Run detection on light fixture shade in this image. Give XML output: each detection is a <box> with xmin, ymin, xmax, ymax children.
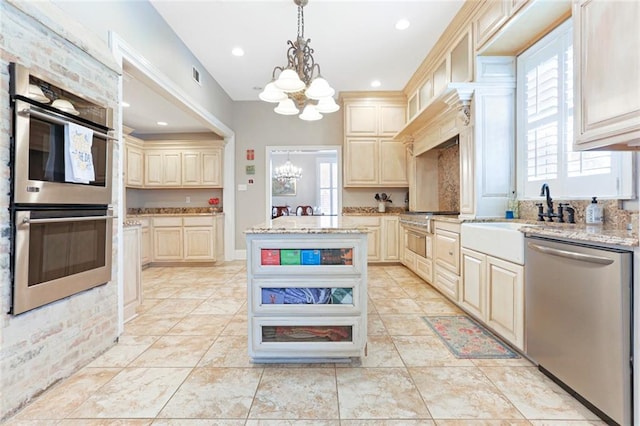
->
<box><xmin>315</xmin><ymin>96</ymin><xmax>340</xmax><ymax>113</ymax></box>
<box><xmin>274</xmin><ymin>69</ymin><xmax>306</xmax><ymax>93</ymax></box>
<box><xmin>274</xmin><ymin>99</ymin><xmax>299</xmax><ymax>115</ymax></box>
<box><xmin>274</xmin><ymin>159</ymin><xmax>302</xmax><ymax>181</ymax></box>
<box><xmin>259</xmin><ymin>82</ymin><xmax>287</xmax><ymax>103</ymax></box>
<box><xmin>305</xmin><ymin>77</ymin><xmax>335</xmax><ymax>100</ymax></box>
<box><xmin>299</xmin><ymin>104</ymin><xmax>323</xmax><ymax>121</ymax></box>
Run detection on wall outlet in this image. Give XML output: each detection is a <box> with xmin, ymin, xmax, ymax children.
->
<box><xmin>186</xmin><ymin>196</ymin><xmax>191</xmax><ymax>203</ymax></box>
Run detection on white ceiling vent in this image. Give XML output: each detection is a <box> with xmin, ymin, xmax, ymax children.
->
<box><xmin>192</xmin><ymin>66</ymin><xmax>201</xmax><ymax>85</ymax></box>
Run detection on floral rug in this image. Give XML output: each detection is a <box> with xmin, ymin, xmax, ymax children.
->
<box><xmin>423</xmin><ymin>315</ymin><xmax>519</xmax><ymax>359</ymax></box>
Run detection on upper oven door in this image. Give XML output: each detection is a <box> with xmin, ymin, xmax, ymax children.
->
<box><xmin>12</xmin><ymin>99</ymin><xmax>112</xmax><ymax>205</ymax></box>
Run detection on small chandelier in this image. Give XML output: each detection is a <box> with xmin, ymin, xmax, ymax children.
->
<box><xmin>259</xmin><ymin>0</ymin><xmax>340</xmax><ymax>121</ymax></box>
<box><xmin>274</xmin><ymin>154</ymin><xmax>303</xmax><ymax>181</ymax></box>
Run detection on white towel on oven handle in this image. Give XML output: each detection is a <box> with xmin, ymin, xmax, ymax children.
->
<box><xmin>64</xmin><ymin>122</ymin><xmax>95</xmax><ymax>183</ymax></box>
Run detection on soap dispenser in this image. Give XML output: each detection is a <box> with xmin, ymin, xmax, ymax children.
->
<box><xmin>586</xmin><ymin>197</ymin><xmax>604</xmax><ymax>225</ymax></box>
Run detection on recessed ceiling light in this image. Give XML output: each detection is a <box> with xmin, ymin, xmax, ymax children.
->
<box><xmin>371</xmin><ymin>80</ymin><xmax>382</xmax><ymax>88</ymax></box>
<box><xmin>232</xmin><ymin>47</ymin><xmax>245</xmax><ymax>57</ymax></box>
<box><xmin>121</xmin><ymin>101</ymin><xmax>130</xmax><ymax>108</ymax></box>
<box><xmin>395</xmin><ymin>19</ymin><xmax>410</xmax><ymax>31</ymax></box>
<box><xmin>157</xmin><ymin>121</ymin><xmax>168</xmax><ymax>126</ymax></box>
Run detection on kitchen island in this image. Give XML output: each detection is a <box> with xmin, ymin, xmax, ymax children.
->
<box><xmin>245</xmin><ymin>216</ymin><xmax>369</xmax><ymax>362</ymax></box>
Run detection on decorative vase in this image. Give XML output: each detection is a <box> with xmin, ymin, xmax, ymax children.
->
<box><xmin>378</xmin><ymin>202</ymin><xmax>386</xmax><ymax>213</ymax></box>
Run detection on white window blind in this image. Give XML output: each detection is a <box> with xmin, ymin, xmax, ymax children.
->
<box><xmin>517</xmin><ymin>19</ymin><xmax>632</xmax><ymax>199</ymax></box>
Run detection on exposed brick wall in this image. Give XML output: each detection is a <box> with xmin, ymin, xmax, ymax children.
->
<box><xmin>0</xmin><ymin>2</ymin><xmax>120</xmax><ymax>420</ymax></box>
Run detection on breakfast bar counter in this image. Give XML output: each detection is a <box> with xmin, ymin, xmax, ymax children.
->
<box><xmin>244</xmin><ymin>216</ymin><xmax>369</xmax><ymax>362</ymax></box>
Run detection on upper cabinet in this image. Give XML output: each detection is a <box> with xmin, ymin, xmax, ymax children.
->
<box><xmin>341</xmin><ymin>93</ymin><xmax>408</xmax><ymax>187</ymax></box>
<box><xmin>573</xmin><ymin>0</ymin><xmax>640</xmax><ymax>150</ymax></box>
<box><xmin>344</xmin><ymin>99</ymin><xmax>405</xmax><ymax>137</ymax></box>
<box><xmin>474</xmin><ymin>0</ymin><xmax>511</xmax><ymax>51</ymax></box>
<box><xmin>124</xmin><ymin>139</ymin><xmax>224</xmax><ymax>189</ymax></box>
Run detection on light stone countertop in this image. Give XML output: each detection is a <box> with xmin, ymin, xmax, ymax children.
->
<box><xmin>522</xmin><ymin>224</ymin><xmax>638</xmax><ymax>248</ymax></box>
<box><xmin>245</xmin><ymin>215</ymin><xmax>369</xmax><ymax>235</ymax></box>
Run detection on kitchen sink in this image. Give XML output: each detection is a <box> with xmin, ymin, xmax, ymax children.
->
<box><xmin>461</xmin><ymin>222</ymin><xmax>537</xmax><ymax>264</ymax></box>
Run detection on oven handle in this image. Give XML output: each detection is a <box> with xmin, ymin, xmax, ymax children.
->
<box><xmin>527</xmin><ymin>242</ymin><xmax>614</xmax><ymax>265</ymax></box>
<box><xmin>23</xmin><ymin>215</ymin><xmax>114</xmax><ymax>225</ymax></box>
<box><xmin>19</xmin><ymin>107</ymin><xmax>117</xmax><ymax>141</ymax></box>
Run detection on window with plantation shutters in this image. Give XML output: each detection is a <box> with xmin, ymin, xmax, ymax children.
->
<box><xmin>517</xmin><ymin>19</ymin><xmax>632</xmax><ymax>199</ymax></box>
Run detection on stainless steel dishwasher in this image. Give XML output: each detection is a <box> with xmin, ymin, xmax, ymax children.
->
<box><xmin>525</xmin><ymin>236</ymin><xmax>632</xmax><ymax>426</ymax></box>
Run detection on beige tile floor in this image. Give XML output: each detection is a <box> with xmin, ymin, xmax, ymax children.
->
<box><xmin>6</xmin><ymin>262</ymin><xmax>606</xmax><ymax>425</ymax></box>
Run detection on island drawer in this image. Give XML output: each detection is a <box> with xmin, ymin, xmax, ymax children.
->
<box><xmin>249</xmin><ymin>316</ymin><xmax>365</xmax><ymax>360</ymax></box>
<box><xmin>249</xmin><ymin>238</ymin><xmax>364</xmax><ymax>275</ymax></box>
<box><xmin>250</xmin><ymin>278</ymin><xmax>363</xmax><ymax>315</ymax></box>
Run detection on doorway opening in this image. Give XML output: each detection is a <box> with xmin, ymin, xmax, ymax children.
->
<box><xmin>265</xmin><ymin>146</ymin><xmax>342</xmax><ymax>222</ymax></box>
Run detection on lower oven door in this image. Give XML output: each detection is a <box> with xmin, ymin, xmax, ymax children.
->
<box><xmin>12</xmin><ymin>208</ymin><xmax>113</xmax><ymax>315</ymax></box>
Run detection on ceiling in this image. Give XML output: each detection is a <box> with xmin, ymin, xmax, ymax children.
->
<box><xmin>123</xmin><ymin>0</ymin><xmax>464</xmax><ymax>136</ymax></box>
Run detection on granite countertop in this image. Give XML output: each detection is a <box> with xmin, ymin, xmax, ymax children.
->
<box><xmin>245</xmin><ymin>216</ymin><xmax>370</xmax><ymax>235</ymax></box>
<box><xmin>521</xmin><ymin>223</ymin><xmax>638</xmax><ymax>248</ymax></box>
<box><xmin>123</xmin><ymin>219</ymin><xmax>142</xmax><ymax>228</ymax></box>
<box><xmin>128</xmin><ymin>208</ymin><xmax>223</xmax><ymax>216</ymax></box>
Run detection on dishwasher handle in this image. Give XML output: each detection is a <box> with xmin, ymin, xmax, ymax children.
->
<box><xmin>527</xmin><ymin>242</ymin><xmax>614</xmax><ymax>265</ymax></box>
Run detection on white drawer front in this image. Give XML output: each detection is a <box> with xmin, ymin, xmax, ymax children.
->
<box><xmin>152</xmin><ymin>216</ymin><xmax>182</xmax><ymax>227</ymax></box>
<box><xmin>183</xmin><ymin>215</ymin><xmax>214</xmax><ymax>227</ymax></box>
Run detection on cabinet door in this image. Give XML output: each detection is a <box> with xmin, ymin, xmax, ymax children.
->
<box><xmin>123</xmin><ymin>227</ymin><xmax>142</xmax><ymax>322</ymax></box>
<box><xmin>141</xmin><ymin>226</ymin><xmax>151</xmax><ymax>265</ymax></box>
<box><xmin>366</xmin><ymin>225</ymin><xmax>381</xmax><ymax>262</ymax></box>
<box><xmin>202</xmin><ymin>149</ymin><xmax>223</xmax><ymax>187</ymax></box>
<box><xmin>574</xmin><ymin>0</ymin><xmax>640</xmax><ymax>149</ymax></box>
<box><xmin>475</xmin><ymin>0</ymin><xmax>510</xmax><ymax>50</ymax></box>
<box><xmin>162</xmin><ymin>152</ymin><xmax>182</xmax><ymax>186</ymax></box>
<box><xmin>379</xmin><ymin>105</ymin><xmax>406</xmax><ymax>135</ymax></box>
<box><xmin>144</xmin><ymin>151</ymin><xmax>163</xmax><ymax>186</ymax></box>
<box><xmin>344</xmin><ymin>138</ymin><xmax>379</xmax><ymax>186</ymax></box>
<box><xmin>486</xmin><ymin>256</ymin><xmax>524</xmax><ymax>349</ymax></box>
<box><xmin>379</xmin><ymin>140</ymin><xmax>408</xmax><ymax>186</ymax></box>
<box><xmin>345</xmin><ymin>104</ymin><xmax>377</xmax><ymax>136</ymax></box>
<box><xmin>450</xmin><ymin>30</ymin><xmax>472</xmax><ymax>83</ymax></box>
<box><xmin>184</xmin><ymin>227</ymin><xmax>214</xmax><ymax>260</ymax></box>
<box><xmin>382</xmin><ymin>216</ymin><xmax>399</xmax><ymax>261</ymax></box>
<box><xmin>416</xmin><ymin>256</ymin><xmax>433</xmax><ymax>284</ymax></box>
<box><xmin>182</xmin><ymin>152</ymin><xmax>201</xmax><ymax>186</ymax></box>
<box><xmin>153</xmin><ymin>227</ymin><xmax>183</xmax><ymax>261</ymax></box>
<box><xmin>125</xmin><ymin>145</ymin><xmax>144</xmax><ymax>187</ymax></box>
<box><xmin>460</xmin><ymin>248</ymin><xmax>485</xmax><ymax>319</ymax></box>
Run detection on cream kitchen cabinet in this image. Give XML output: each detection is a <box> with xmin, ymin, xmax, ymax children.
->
<box><xmin>139</xmin><ymin>218</ymin><xmax>151</xmax><ymax>266</ymax></box>
<box><xmin>125</xmin><ymin>144</ymin><xmax>144</xmax><ymax>188</ymax></box>
<box><xmin>144</xmin><ymin>150</ymin><xmax>182</xmax><ymax>187</ymax></box>
<box><xmin>123</xmin><ymin>225</ymin><xmax>142</xmax><ymax>322</ymax></box>
<box><xmin>182</xmin><ymin>148</ymin><xmax>223</xmax><ymax>187</ymax></box>
<box><xmin>346</xmin><ymin>215</ymin><xmax>401</xmax><ymax>263</ymax></box>
<box><xmin>152</xmin><ymin>217</ymin><xmax>183</xmax><ymax>261</ymax></box>
<box><xmin>344</xmin><ymin>138</ymin><xmax>408</xmax><ymax>187</ymax></box>
<box><xmin>434</xmin><ymin>221</ymin><xmax>460</xmax><ymax>301</ymax></box>
<box><xmin>460</xmin><ymin>247</ymin><xmax>524</xmax><ymax>350</ymax></box>
<box><xmin>183</xmin><ymin>216</ymin><xmax>215</xmax><ymax>260</ymax></box>
<box><xmin>151</xmin><ymin>215</ymin><xmax>223</xmax><ymax>263</ymax></box>
<box><xmin>573</xmin><ymin>0</ymin><xmax>640</xmax><ymax>150</ymax></box>
<box><xmin>474</xmin><ymin>0</ymin><xmax>511</xmax><ymax>51</ymax></box>
<box><xmin>344</xmin><ymin>99</ymin><xmax>406</xmax><ymax>137</ymax></box>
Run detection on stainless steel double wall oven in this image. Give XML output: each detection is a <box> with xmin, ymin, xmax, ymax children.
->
<box><xmin>9</xmin><ymin>63</ymin><xmax>114</xmax><ymax>315</ymax></box>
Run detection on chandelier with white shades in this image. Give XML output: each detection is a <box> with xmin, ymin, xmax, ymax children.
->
<box><xmin>259</xmin><ymin>0</ymin><xmax>339</xmax><ymax>121</ymax></box>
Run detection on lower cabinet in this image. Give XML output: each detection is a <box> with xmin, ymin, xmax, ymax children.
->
<box><xmin>140</xmin><ymin>218</ymin><xmax>151</xmax><ymax>266</ymax></box>
<box><xmin>150</xmin><ymin>214</ymin><xmax>224</xmax><ymax>263</ymax></box>
<box><xmin>434</xmin><ymin>221</ymin><xmax>461</xmax><ymax>301</ymax></box>
<box><xmin>123</xmin><ymin>226</ymin><xmax>142</xmax><ymax>322</ymax></box>
<box><xmin>347</xmin><ymin>215</ymin><xmax>400</xmax><ymax>263</ymax></box>
<box><xmin>461</xmin><ymin>247</ymin><xmax>524</xmax><ymax>350</ymax></box>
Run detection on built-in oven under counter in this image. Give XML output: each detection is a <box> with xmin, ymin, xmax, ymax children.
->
<box><xmin>399</xmin><ymin>217</ymin><xmax>434</xmax><ymax>283</ymax></box>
